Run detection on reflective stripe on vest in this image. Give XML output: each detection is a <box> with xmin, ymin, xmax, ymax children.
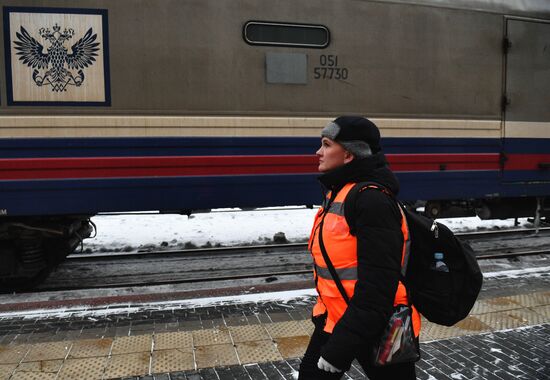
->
<box><xmin>327</xmin><ymin>202</ymin><xmax>345</xmax><ymax>216</ymax></box>
<box><xmin>309</xmin><ymin>182</ymin><xmax>421</xmax><ymax>336</ymax></box>
<box><xmin>315</xmin><ymin>264</ymin><xmax>357</xmax><ymax>281</ymax></box>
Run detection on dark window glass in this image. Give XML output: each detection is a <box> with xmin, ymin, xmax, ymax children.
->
<box><xmin>244</xmin><ymin>21</ymin><xmax>329</xmax><ymax>48</ymax></box>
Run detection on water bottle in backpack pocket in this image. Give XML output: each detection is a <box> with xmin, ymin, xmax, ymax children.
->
<box><xmin>431</xmin><ymin>252</ymin><xmax>449</xmax><ymax>272</ymax></box>
<box><xmin>423</xmin><ymin>250</ymin><xmax>452</xmax><ymax>310</ymax></box>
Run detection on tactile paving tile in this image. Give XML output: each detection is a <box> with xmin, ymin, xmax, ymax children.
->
<box><xmin>453</xmin><ymin>316</ymin><xmax>493</xmax><ymax>332</ymax></box>
<box><xmin>57</xmin><ymin>356</ymin><xmax>108</xmax><ymax>380</ymax></box>
<box><xmin>0</xmin><ymin>345</ymin><xmax>29</xmax><ymax>364</ymax></box>
<box><xmin>264</xmin><ymin>321</ymin><xmax>308</xmax><ymax>338</ymax></box>
<box><xmin>23</xmin><ymin>341</ymin><xmax>72</xmax><ymax>362</ymax></box>
<box><xmin>468</xmin><ymin>300</ymin><xmax>497</xmax><ymax>315</ymax></box>
<box><xmin>476</xmin><ymin>310</ymin><xmax>528</xmax><ymax>330</ymax></box>
<box><xmin>194</xmin><ymin>344</ymin><xmax>239</xmax><ymax>368</ymax></box>
<box><xmin>235</xmin><ymin>340</ymin><xmax>283</xmax><ymax>364</ymax></box>
<box><xmin>274</xmin><ymin>336</ymin><xmax>310</xmax><ymax>358</ymax></box>
<box><xmin>506</xmin><ymin>293</ymin><xmax>547</xmax><ymax>308</ymax></box>
<box><xmin>419</xmin><ymin>322</ymin><xmax>477</xmax><ymax>342</ymax></box>
<box><xmin>297</xmin><ymin>320</ymin><xmax>315</xmax><ymax>336</ymax></box>
<box><xmin>15</xmin><ymin>359</ymin><xmax>63</xmax><ymax>374</ymax></box>
<box><xmin>10</xmin><ymin>371</ymin><xmax>57</xmax><ymax>380</ymax></box>
<box><xmin>103</xmin><ymin>352</ymin><xmax>151</xmax><ymax>379</ymax></box>
<box><xmin>531</xmin><ymin>304</ymin><xmax>550</xmax><ymax>319</ymax></box>
<box><xmin>0</xmin><ymin>363</ymin><xmax>17</xmax><ymax>378</ymax></box>
<box><xmin>69</xmin><ymin>338</ymin><xmax>113</xmax><ymax>358</ymax></box>
<box><xmin>505</xmin><ymin>308</ymin><xmax>548</xmax><ymax>326</ymax></box>
<box><xmin>154</xmin><ymin>331</ymin><xmax>193</xmax><ymax>351</ymax></box>
<box><xmin>229</xmin><ymin>325</ymin><xmax>269</xmax><ymax>343</ymax></box>
<box><xmin>266</xmin><ymin>312</ymin><xmax>294</xmax><ymax>322</ymax></box>
<box><xmin>532</xmin><ymin>291</ymin><xmax>550</xmax><ymax>306</ymax></box>
<box><xmin>151</xmin><ymin>349</ymin><xmax>195</xmax><ymax>373</ymax></box>
<box><xmin>480</xmin><ymin>296</ymin><xmax>523</xmax><ymax>312</ymax></box>
<box><xmin>111</xmin><ymin>334</ymin><xmax>152</xmax><ymax>355</ymax></box>
<box><xmin>192</xmin><ymin>328</ymin><xmax>231</xmax><ymax>346</ymax></box>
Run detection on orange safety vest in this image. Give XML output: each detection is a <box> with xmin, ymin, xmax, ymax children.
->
<box><xmin>308</xmin><ymin>182</ymin><xmax>421</xmax><ymax>336</ymax></box>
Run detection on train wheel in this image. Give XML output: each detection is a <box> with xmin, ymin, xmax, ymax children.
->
<box><xmin>0</xmin><ymin>217</ymin><xmax>94</xmax><ymax>292</ymax></box>
<box><xmin>0</xmin><ymin>232</ymin><xmax>51</xmax><ymax>292</ymax></box>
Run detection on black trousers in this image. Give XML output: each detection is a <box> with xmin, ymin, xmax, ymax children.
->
<box><xmin>298</xmin><ymin>321</ymin><xmax>417</xmax><ymax>380</ymax></box>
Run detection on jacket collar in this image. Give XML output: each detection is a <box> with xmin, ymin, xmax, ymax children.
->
<box><xmin>318</xmin><ymin>153</ymin><xmax>399</xmax><ymax>195</ymax></box>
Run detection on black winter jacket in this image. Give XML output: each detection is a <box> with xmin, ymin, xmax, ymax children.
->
<box><xmin>317</xmin><ymin>153</ymin><xmax>404</xmax><ymax>370</ymax></box>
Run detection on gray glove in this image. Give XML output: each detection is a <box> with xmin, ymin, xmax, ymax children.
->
<box><xmin>317</xmin><ymin>356</ymin><xmax>342</xmax><ymax>373</ymax></box>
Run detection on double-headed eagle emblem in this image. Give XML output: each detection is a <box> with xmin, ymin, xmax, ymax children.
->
<box><xmin>13</xmin><ymin>23</ymin><xmax>100</xmax><ymax>92</ymax></box>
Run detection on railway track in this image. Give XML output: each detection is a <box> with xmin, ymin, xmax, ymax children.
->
<box><xmin>28</xmin><ymin>227</ymin><xmax>550</xmax><ymax>292</ymax></box>
<box><xmin>68</xmin><ymin>227</ymin><xmax>550</xmax><ymax>261</ymax></box>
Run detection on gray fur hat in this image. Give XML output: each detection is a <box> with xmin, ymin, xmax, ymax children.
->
<box><xmin>321</xmin><ymin>116</ymin><xmax>381</xmax><ymax>158</ymax></box>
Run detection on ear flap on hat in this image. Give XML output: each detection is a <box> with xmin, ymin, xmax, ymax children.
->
<box><xmin>321</xmin><ymin>122</ymin><xmax>341</xmax><ymax>140</ymax></box>
<box><xmin>340</xmin><ymin>140</ymin><xmax>372</xmax><ymax>159</ymax></box>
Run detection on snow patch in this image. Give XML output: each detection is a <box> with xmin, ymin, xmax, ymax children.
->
<box><xmin>82</xmin><ymin>209</ymin><xmax>533</xmax><ymax>253</ymax></box>
<box><xmin>84</xmin><ymin>208</ymin><xmax>318</xmax><ymax>253</ymax></box>
<box><xmin>0</xmin><ymin>288</ymin><xmax>318</xmax><ymax>320</ymax></box>
<box><xmin>483</xmin><ymin>266</ymin><xmax>550</xmax><ymax>279</ymax></box>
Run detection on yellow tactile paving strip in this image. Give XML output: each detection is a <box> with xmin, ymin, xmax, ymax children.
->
<box><xmin>151</xmin><ymin>349</ymin><xmax>194</xmax><ymax>373</ymax></box>
<box><xmin>154</xmin><ymin>332</ymin><xmax>193</xmax><ymax>351</ymax></box>
<box><xmin>0</xmin><ymin>345</ymin><xmax>29</xmax><ymax>364</ymax></box>
<box><xmin>110</xmin><ymin>335</ymin><xmax>152</xmax><ymax>355</ymax></box>
<box><xmin>0</xmin><ymin>364</ymin><xmax>17</xmax><ymax>379</ymax></box>
<box><xmin>104</xmin><ymin>352</ymin><xmax>151</xmax><ymax>379</ymax></box>
<box><xmin>195</xmin><ymin>344</ymin><xmax>238</xmax><ymax>368</ymax></box>
<box><xmin>192</xmin><ymin>328</ymin><xmax>231</xmax><ymax>346</ymax></box>
<box><xmin>0</xmin><ymin>290</ymin><xmax>548</xmax><ymax>379</ymax></box>
<box><xmin>236</xmin><ymin>340</ymin><xmax>283</xmax><ymax>364</ymax></box>
<box><xmin>69</xmin><ymin>338</ymin><xmax>113</xmax><ymax>359</ymax></box>
<box><xmin>22</xmin><ymin>342</ymin><xmax>71</xmax><ymax>363</ymax></box>
<box><xmin>58</xmin><ymin>357</ymin><xmax>107</xmax><ymax>380</ymax></box>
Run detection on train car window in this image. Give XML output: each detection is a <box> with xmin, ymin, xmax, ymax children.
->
<box><xmin>243</xmin><ymin>21</ymin><xmax>330</xmax><ymax>48</ymax></box>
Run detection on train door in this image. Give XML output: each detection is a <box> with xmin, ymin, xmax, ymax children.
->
<box><xmin>502</xmin><ymin>18</ymin><xmax>550</xmax><ymax>193</ymax></box>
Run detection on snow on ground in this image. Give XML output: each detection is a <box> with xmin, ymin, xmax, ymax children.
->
<box><xmin>0</xmin><ymin>288</ymin><xmax>320</xmax><ymax>320</ymax></box>
<box><xmin>82</xmin><ymin>207</ymin><xmax>534</xmax><ymax>253</ymax></box>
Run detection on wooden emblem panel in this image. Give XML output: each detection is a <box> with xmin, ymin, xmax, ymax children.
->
<box><xmin>3</xmin><ymin>7</ymin><xmax>110</xmax><ymax>106</ymax></box>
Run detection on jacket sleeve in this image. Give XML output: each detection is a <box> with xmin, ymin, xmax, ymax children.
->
<box><xmin>320</xmin><ymin>189</ymin><xmax>404</xmax><ymax>370</ymax></box>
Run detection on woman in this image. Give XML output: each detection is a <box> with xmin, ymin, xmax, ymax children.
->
<box><xmin>299</xmin><ymin>116</ymin><xmax>420</xmax><ymax>379</ymax></box>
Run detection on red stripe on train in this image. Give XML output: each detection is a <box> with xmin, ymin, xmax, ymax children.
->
<box><xmin>0</xmin><ymin>153</ymin><xmax>546</xmax><ymax>180</ymax></box>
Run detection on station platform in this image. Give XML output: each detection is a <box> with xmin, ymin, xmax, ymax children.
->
<box><xmin>0</xmin><ymin>285</ymin><xmax>548</xmax><ymax>380</ymax></box>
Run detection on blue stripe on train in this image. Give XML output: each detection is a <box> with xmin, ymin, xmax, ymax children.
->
<box><xmin>1</xmin><ymin>137</ymin><xmax>549</xmax><ymax>159</ymax></box>
<box><xmin>0</xmin><ymin>137</ymin><xmax>508</xmax><ymax>158</ymax></box>
<box><xmin>3</xmin><ymin>170</ymin><xmax>547</xmax><ymax>217</ymax></box>
<box><xmin>503</xmin><ymin>138</ymin><xmax>550</xmax><ymax>153</ymax></box>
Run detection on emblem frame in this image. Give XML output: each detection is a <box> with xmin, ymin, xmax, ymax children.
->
<box><xmin>3</xmin><ymin>6</ymin><xmax>111</xmax><ymax>106</ymax></box>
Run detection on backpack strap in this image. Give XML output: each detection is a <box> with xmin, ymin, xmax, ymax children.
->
<box><xmin>344</xmin><ymin>181</ymin><xmax>391</xmax><ymax>236</ymax></box>
<box><xmin>344</xmin><ymin>182</ymin><xmax>411</xmax><ymax>281</ymax></box>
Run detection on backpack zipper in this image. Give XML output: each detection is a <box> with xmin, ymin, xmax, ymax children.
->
<box><xmin>431</xmin><ymin>221</ymin><xmax>439</xmax><ymax>238</ymax></box>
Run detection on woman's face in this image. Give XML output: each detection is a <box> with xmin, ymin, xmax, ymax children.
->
<box><xmin>316</xmin><ymin>137</ymin><xmax>353</xmax><ymax>172</ymax></box>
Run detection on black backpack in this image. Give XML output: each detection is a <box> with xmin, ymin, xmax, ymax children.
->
<box><xmin>345</xmin><ymin>182</ymin><xmax>483</xmax><ymax>326</ymax></box>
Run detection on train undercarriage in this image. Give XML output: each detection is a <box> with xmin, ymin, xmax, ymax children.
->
<box><xmin>424</xmin><ymin>196</ymin><xmax>550</xmax><ymax>222</ymax></box>
<box><xmin>0</xmin><ymin>216</ymin><xmax>94</xmax><ymax>292</ymax></box>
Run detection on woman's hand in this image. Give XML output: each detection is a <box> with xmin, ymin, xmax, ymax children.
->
<box><xmin>317</xmin><ymin>356</ymin><xmax>342</xmax><ymax>373</ymax></box>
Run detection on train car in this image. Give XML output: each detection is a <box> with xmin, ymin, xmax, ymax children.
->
<box><xmin>1</xmin><ymin>0</ymin><xmax>549</xmax><ymax>289</ymax></box>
